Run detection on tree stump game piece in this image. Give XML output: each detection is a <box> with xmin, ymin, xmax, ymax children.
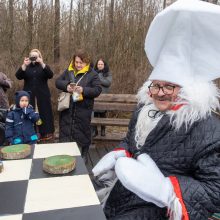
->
<box><xmin>43</xmin><ymin>155</ymin><xmax>76</xmax><ymax>174</ymax></box>
<box><xmin>0</xmin><ymin>144</ymin><xmax>31</xmax><ymax>159</ymax></box>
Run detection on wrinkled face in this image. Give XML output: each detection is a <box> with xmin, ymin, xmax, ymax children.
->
<box><xmin>19</xmin><ymin>96</ymin><xmax>29</xmax><ymax>108</ymax></box>
<box><xmin>74</xmin><ymin>56</ymin><xmax>87</xmax><ymax>71</ymax></box>
<box><xmin>149</xmin><ymin>80</ymin><xmax>181</xmax><ymax>112</ymax></box>
<box><xmin>97</xmin><ymin>60</ymin><xmax>104</xmax><ymax>71</ymax></box>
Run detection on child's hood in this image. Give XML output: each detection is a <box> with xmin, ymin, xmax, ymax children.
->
<box><xmin>15</xmin><ymin>91</ymin><xmax>31</xmax><ymax>107</ymax></box>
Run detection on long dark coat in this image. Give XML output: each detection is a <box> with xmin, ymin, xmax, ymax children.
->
<box><xmin>104</xmin><ymin>106</ymin><xmax>220</xmax><ymax>220</ymax></box>
<box><xmin>55</xmin><ymin>67</ymin><xmax>102</xmax><ymax>147</ymax></box>
<box><xmin>15</xmin><ymin>63</ymin><xmax>54</xmax><ymax>135</ymax></box>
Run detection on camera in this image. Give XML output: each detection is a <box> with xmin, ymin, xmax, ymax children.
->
<box><xmin>29</xmin><ymin>56</ymin><xmax>37</xmax><ymax>62</ymax></box>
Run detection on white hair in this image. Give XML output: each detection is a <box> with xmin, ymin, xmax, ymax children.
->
<box><xmin>135</xmin><ymin>104</ymin><xmax>163</xmax><ymax>149</ymax></box>
<box><xmin>135</xmin><ymin>80</ymin><xmax>220</xmax><ymax>148</ymax></box>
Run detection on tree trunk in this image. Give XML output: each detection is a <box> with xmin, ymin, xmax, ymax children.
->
<box><xmin>163</xmin><ymin>0</ymin><xmax>167</xmax><ymax>8</ymax></box>
<box><xmin>103</xmin><ymin>0</ymin><xmax>107</xmax><ymax>56</ymax></box>
<box><xmin>54</xmin><ymin>0</ymin><xmax>60</xmax><ymax>64</ymax></box>
<box><xmin>27</xmin><ymin>0</ymin><xmax>33</xmax><ymax>52</ymax></box>
<box><xmin>108</xmin><ymin>0</ymin><xmax>114</xmax><ymax>56</ymax></box>
<box><xmin>139</xmin><ymin>0</ymin><xmax>144</xmax><ymax>26</ymax></box>
<box><xmin>68</xmin><ymin>0</ymin><xmax>73</xmax><ymax>57</ymax></box>
<box><xmin>9</xmin><ymin>0</ymin><xmax>14</xmax><ymax>56</ymax></box>
<box><xmin>109</xmin><ymin>0</ymin><xmax>114</xmax><ymax>35</ymax></box>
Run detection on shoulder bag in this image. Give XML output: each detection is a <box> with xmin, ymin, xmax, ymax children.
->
<box><xmin>57</xmin><ymin>92</ymin><xmax>71</xmax><ymax>112</ymax></box>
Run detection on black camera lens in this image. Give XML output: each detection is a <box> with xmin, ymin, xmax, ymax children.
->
<box><xmin>29</xmin><ymin>56</ymin><xmax>37</xmax><ymax>61</ymax></box>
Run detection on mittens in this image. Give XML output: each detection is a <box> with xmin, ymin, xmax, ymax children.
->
<box><xmin>115</xmin><ymin>154</ymin><xmax>173</xmax><ymax>207</ymax></box>
<box><xmin>13</xmin><ymin>137</ymin><xmax>22</xmax><ymax>144</ymax></box>
<box><xmin>115</xmin><ymin>154</ymin><xmax>182</xmax><ymax>220</ymax></box>
<box><xmin>92</xmin><ymin>148</ymin><xmax>132</xmax><ymax>177</ymax></box>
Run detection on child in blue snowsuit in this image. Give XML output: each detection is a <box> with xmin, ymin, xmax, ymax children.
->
<box><xmin>5</xmin><ymin>91</ymin><xmax>40</xmax><ymax>145</ymax></box>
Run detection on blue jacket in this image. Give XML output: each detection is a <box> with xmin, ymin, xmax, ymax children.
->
<box><xmin>5</xmin><ymin>105</ymin><xmax>39</xmax><ymax>144</ymax></box>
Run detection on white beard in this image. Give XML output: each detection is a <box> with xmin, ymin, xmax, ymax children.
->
<box><xmin>135</xmin><ymin>104</ymin><xmax>162</xmax><ymax>149</ymax></box>
<box><xmin>135</xmin><ymin>80</ymin><xmax>220</xmax><ymax>148</ymax></box>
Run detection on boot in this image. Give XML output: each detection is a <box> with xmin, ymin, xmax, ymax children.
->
<box><xmin>101</xmin><ymin>126</ymin><xmax>105</xmax><ymax>136</ymax></box>
<box><xmin>92</xmin><ymin>126</ymin><xmax>98</xmax><ymax>138</ymax></box>
<box><xmin>81</xmin><ymin>147</ymin><xmax>89</xmax><ymax>164</ymax></box>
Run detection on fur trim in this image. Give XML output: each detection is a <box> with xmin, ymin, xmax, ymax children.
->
<box><xmin>137</xmin><ymin>80</ymin><xmax>220</xmax><ymax>131</ymax></box>
<box><xmin>168</xmin><ymin>195</ymin><xmax>182</xmax><ymax>220</ymax></box>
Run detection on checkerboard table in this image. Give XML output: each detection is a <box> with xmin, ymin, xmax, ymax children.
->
<box><xmin>0</xmin><ymin>142</ymin><xmax>106</xmax><ymax>220</ymax></box>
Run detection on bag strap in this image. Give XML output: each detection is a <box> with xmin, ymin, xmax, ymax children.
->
<box><xmin>76</xmin><ymin>72</ymin><xmax>87</xmax><ymax>86</ymax></box>
<box><xmin>69</xmin><ymin>71</ymin><xmax>87</xmax><ymax>86</ymax></box>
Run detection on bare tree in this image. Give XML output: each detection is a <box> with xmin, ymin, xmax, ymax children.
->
<box><xmin>27</xmin><ymin>0</ymin><xmax>33</xmax><ymax>52</ymax></box>
<box><xmin>54</xmin><ymin>0</ymin><xmax>60</xmax><ymax>64</ymax></box>
<box><xmin>68</xmin><ymin>0</ymin><xmax>73</xmax><ymax>57</ymax></box>
<box><xmin>109</xmin><ymin>0</ymin><xmax>114</xmax><ymax>35</ymax></box>
<box><xmin>0</xmin><ymin>0</ymin><xmax>161</xmax><ymax>99</ymax></box>
<box><xmin>139</xmin><ymin>0</ymin><xmax>144</xmax><ymax>25</ymax></box>
<box><xmin>108</xmin><ymin>0</ymin><xmax>114</xmax><ymax>57</ymax></box>
<box><xmin>163</xmin><ymin>0</ymin><xmax>167</xmax><ymax>8</ymax></box>
<box><xmin>9</xmin><ymin>0</ymin><xmax>14</xmax><ymax>56</ymax></box>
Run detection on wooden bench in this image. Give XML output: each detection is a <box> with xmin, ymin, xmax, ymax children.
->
<box><xmin>91</xmin><ymin>94</ymin><xmax>137</xmax><ymax>142</ymax></box>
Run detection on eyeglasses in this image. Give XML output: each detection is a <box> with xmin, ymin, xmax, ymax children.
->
<box><xmin>148</xmin><ymin>83</ymin><xmax>176</xmax><ymax>95</ymax></box>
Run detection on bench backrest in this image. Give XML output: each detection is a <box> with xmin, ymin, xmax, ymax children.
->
<box><xmin>93</xmin><ymin>94</ymin><xmax>137</xmax><ymax>112</ymax></box>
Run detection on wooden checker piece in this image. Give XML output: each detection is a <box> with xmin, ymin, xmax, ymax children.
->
<box><xmin>0</xmin><ymin>144</ymin><xmax>31</xmax><ymax>160</ymax></box>
<box><xmin>43</xmin><ymin>155</ymin><xmax>76</xmax><ymax>174</ymax></box>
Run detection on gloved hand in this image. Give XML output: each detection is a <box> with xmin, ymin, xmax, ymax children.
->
<box><xmin>92</xmin><ymin>148</ymin><xmax>132</xmax><ymax>177</ymax></box>
<box><xmin>13</xmin><ymin>137</ymin><xmax>22</xmax><ymax>144</ymax></box>
<box><xmin>95</xmin><ymin>170</ymin><xmax>118</xmax><ymax>206</ymax></box>
<box><xmin>115</xmin><ymin>153</ymin><xmax>182</xmax><ymax>219</ymax></box>
<box><xmin>96</xmin><ymin>170</ymin><xmax>117</xmax><ymax>187</ymax></box>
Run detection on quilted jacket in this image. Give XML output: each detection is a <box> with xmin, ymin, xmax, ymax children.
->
<box><xmin>104</xmin><ymin>106</ymin><xmax>220</xmax><ymax>220</ymax></box>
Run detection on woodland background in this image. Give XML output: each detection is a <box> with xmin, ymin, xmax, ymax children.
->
<box><xmin>0</xmin><ymin>0</ymin><xmax>219</xmax><ymax>117</ymax></box>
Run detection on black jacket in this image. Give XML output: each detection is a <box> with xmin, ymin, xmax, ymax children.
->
<box><xmin>15</xmin><ymin>63</ymin><xmax>54</xmax><ymax>135</ymax></box>
<box><xmin>105</xmin><ymin>106</ymin><xmax>220</xmax><ymax>220</ymax></box>
<box><xmin>55</xmin><ymin>67</ymin><xmax>102</xmax><ymax>146</ymax></box>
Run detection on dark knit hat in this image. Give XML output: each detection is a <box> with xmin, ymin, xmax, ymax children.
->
<box><xmin>15</xmin><ymin>91</ymin><xmax>31</xmax><ymax>108</ymax></box>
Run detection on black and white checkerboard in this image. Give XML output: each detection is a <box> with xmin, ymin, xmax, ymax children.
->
<box><xmin>0</xmin><ymin>143</ymin><xmax>106</xmax><ymax>220</ymax></box>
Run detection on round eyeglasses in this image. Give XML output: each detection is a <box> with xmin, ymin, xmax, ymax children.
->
<box><xmin>148</xmin><ymin>83</ymin><xmax>176</xmax><ymax>95</ymax></box>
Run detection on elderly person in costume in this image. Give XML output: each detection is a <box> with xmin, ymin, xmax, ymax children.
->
<box><xmin>92</xmin><ymin>1</ymin><xmax>220</xmax><ymax>220</ymax></box>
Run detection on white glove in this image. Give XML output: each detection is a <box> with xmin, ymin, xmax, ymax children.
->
<box><xmin>92</xmin><ymin>149</ymin><xmax>130</xmax><ymax>177</ymax></box>
<box><xmin>115</xmin><ymin>154</ymin><xmax>182</xmax><ymax>220</ymax></box>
